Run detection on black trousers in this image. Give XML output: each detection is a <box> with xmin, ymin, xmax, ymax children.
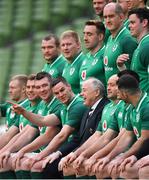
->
<box><xmin>43</xmin><ymin>157</ymin><xmax>63</xmax><ymax>179</ymax></box>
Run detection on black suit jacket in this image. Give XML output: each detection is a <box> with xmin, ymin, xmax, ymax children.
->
<box><xmin>59</xmin><ymin>97</ymin><xmax>110</xmax><ymax>156</ymax></box>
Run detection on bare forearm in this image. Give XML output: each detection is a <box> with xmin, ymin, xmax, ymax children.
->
<box><xmin>91</xmin><ymin>136</ymin><xmax>119</xmax><ymax>160</ymax></box>
<box><xmin>22</xmin><ymin>110</ymin><xmax>45</xmax><ymax>126</ymax></box>
<box><xmin>81</xmin><ymin>135</ymin><xmax>106</xmax><ymax>158</ymax></box>
<box><xmin>75</xmin><ymin>132</ymin><xmax>101</xmax><ymax>156</ymax></box>
<box><xmin>107</xmin><ymin>132</ymin><xmax>135</xmax><ymax>160</ymax></box>
<box><xmin>8</xmin><ymin>128</ymin><xmax>38</xmax><ymax>152</ymax></box>
<box><xmin>0</xmin><ymin>133</ymin><xmax>21</xmax><ymax>153</ymax></box>
<box><xmin>0</xmin><ymin>131</ymin><xmax>18</xmax><ymax>149</ymax></box>
<box><xmin>123</xmin><ymin>137</ymin><xmax>149</xmax><ymax>159</ymax></box>
<box><xmin>21</xmin><ymin>134</ymin><xmax>49</xmax><ymax>153</ymax></box>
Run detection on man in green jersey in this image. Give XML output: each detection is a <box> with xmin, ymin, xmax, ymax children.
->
<box><xmin>103</xmin><ymin>2</ymin><xmax>137</xmax><ymax>82</ymax></box>
<box><xmin>117</xmin><ymin>8</ymin><xmax>149</xmax><ymax>95</ymax></box>
<box><xmin>126</xmin><ymin>0</ymin><xmax>147</xmax><ymax>11</ymax></box>
<box><xmin>61</xmin><ymin>30</ymin><xmax>87</xmax><ymax>94</ymax></box>
<box><xmin>80</xmin><ymin>20</ymin><xmax>106</xmax><ymax>87</ymax></box>
<box><xmin>94</xmin><ymin>74</ymin><xmax>149</xmax><ymax>179</ymax></box>
<box><xmin>0</xmin><ymin>74</ymin><xmax>40</xmax><ymax>178</ymax></box>
<box><xmin>0</xmin><ymin>75</ymin><xmax>28</xmax><ymax>150</ymax></box>
<box><xmin>10</xmin><ymin>77</ymin><xmax>87</xmax><ymax>178</ymax></box>
<box><xmin>41</xmin><ymin>34</ymin><xmax>66</xmax><ymax>77</ymax></box>
<box><xmin>117</xmin><ymin>0</ymin><xmax>129</xmax><ymax>28</ymax></box>
<box><xmin>0</xmin><ymin>72</ymin><xmax>62</xmax><ymax>179</ymax></box>
<box><xmin>92</xmin><ymin>0</ymin><xmax>108</xmax><ymax>20</ymax></box>
<box><xmin>59</xmin><ymin>75</ymin><xmax>126</xmax><ymax>177</ymax></box>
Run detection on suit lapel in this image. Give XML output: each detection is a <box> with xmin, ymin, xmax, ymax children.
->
<box><xmin>80</xmin><ymin>97</ymin><xmax>109</xmax><ymax>137</ymax></box>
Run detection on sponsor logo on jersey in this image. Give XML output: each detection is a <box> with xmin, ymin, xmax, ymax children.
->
<box><xmin>81</xmin><ymin>70</ymin><xmax>86</xmax><ymax>80</ymax></box>
<box><xmin>104</xmin><ymin>56</ymin><xmax>108</xmax><ymax>66</ymax></box>
<box><xmin>70</xmin><ymin>68</ymin><xmax>75</xmax><ymax>75</ymax></box>
<box><xmin>105</xmin><ymin>67</ymin><xmax>113</xmax><ymax>71</ymax></box>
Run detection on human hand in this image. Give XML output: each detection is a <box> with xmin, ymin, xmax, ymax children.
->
<box><xmin>42</xmin><ymin>151</ymin><xmax>61</xmax><ymax>168</ymax></box>
<box><xmin>120</xmin><ymin>155</ymin><xmax>137</xmax><ymax>172</ymax></box>
<box><xmin>117</xmin><ymin>54</ymin><xmax>129</xmax><ymax>68</ymax></box>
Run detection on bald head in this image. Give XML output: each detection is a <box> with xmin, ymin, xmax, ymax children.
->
<box><xmin>107</xmin><ymin>75</ymin><xmax>118</xmax><ymax>100</ymax></box>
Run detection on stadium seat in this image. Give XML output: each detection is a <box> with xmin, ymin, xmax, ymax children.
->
<box><xmin>0</xmin><ymin>48</ymin><xmax>12</xmax><ymax>99</ymax></box>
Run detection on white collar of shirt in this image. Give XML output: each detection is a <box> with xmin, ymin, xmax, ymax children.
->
<box><xmin>90</xmin><ymin>98</ymin><xmax>102</xmax><ymax>113</ymax></box>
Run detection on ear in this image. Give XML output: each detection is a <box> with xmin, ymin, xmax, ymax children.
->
<box><xmin>98</xmin><ymin>33</ymin><xmax>104</xmax><ymax>42</ymax></box>
<box><xmin>142</xmin><ymin>19</ymin><xmax>149</xmax><ymax>28</ymax></box>
<box><xmin>119</xmin><ymin>13</ymin><xmax>125</xmax><ymax>22</ymax></box>
<box><xmin>22</xmin><ymin>86</ymin><xmax>26</xmax><ymax>94</ymax></box>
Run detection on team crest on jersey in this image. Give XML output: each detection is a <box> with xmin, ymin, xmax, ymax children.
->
<box><xmin>92</xmin><ymin>58</ymin><xmax>98</xmax><ymax>66</ymax></box>
<box><xmin>112</xmin><ymin>44</ymin><xmax>118</xmax><ymax>52</ymax></box>
<box><xmin>10</xmin><ymin>111</ymin><xmax>15</xmax><ymax>119</ymax></box>
<box><xmin>103</xmin><ymin>120</ymin><xmax>107</xmax><ymax>131</ymax></box>
<box><xmin>49</xmin><ymin>69</ymin><xmax>54</xmax><ymax>75</ymax></box>
<box><xmin>81</xmin><ymin>70</ymin><xmax>86</xmax><ymax>80</ymax></box>
<box><xmin>82</xmin><ymin>60</ymin><xmax>86</xmax><ymax>66</ymax></box>
<box><xmin>70</xmin><ymin>68</ymin><xmax>75</xmax><ymax>75</ymax></box>
<box><xmin>118</xmin><ymin>112</ymin><xmax>123</xmax><ymax>119</ymax></box>
<box><xmin>104</xmin><ymin>56</ymin><xmax>108</xmax><ymax>66</ymax></box>
<box><xmin>133</xmin><ymin>126</ymin><xmax>139</xmax><ymax>138</ymax></box>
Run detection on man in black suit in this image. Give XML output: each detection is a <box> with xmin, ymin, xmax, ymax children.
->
<box><xmin>41</xmin><ymin>77</ymin><xmax>109</xmax><ymax>179</ymax></box>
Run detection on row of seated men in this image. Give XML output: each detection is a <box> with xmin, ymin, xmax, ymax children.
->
<box><xmin>0</xmin><ymin>68</ymin><xmax>149</xmax><ymax>179</ymax></box>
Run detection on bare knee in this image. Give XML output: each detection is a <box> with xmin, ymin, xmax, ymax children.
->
<box><xmin>139</xmin><ymin>166</ymin><xmax>149</xmax><ymax>179</ymax></box>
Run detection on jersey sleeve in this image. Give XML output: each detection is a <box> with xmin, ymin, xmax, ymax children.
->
<box><xmin>109</xmin><ymin>110</ymin><xmax>119</xmax><ymax>132</ymax></box>
<box><xmin>65</xmin><ymin>102</ymin><xmax>86</xmax><ymax>129</ymax></box>
<box><xmin>141</xmin><ymin>104</ymin><xmax>149</xmax><ymax>130</ymax></box>
<box><xmin>121</xmin><ymin>36</ymin><xmax>138</xmax><ymax>68</ymax></box>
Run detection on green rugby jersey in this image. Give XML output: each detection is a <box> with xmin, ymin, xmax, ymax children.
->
<box><xmin>97</xmin><ymin>101</ymin><xmax>120</xmax><ymax>133</ymax></box>
<box><xmin>126</xmin><ymin>93</ymin><xmax>149</xmax><ymax>139</ymax></box>
<box><xmin>130</xmin><ymin>34</ymin><xmax>149</xmax><ymax>95</ymax></box>
<box><xmin>80</xmin><ymin>45</ymin><xmax>106</xmax><ymax>87</ymax></box>
<box><xmin>37</xmin><ymin>97</ymin><xmax>62</xmax><ymax>136</ymax></box>
<box><xmin>14</xmin><ymin>99</ymin><xmax>41</xmax><ymax>131</ymax></box>
<box><xmin>0</xmin><ymin>99</ymin><xmax>29</xmax><ymax>129</ymax></box>
<box><xmin>62</xmin><ymin>52</ymin><xmax>86</xmax><ymax>94</ymax></box>
<box><xmin>103</xmin><ymin>26</ymin><xmax>137</xmax><ymax>82</ymax></box>
<box><xmin>42</xmin><ymin>54</ymin><xmax>66</xmax><ymax>78</ymax></box>
<box><xmin>54</xmin><ymin>95</ymin><xmax>87</xmax><ymax>142</ymax></box>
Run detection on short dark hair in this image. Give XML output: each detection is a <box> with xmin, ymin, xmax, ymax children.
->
<box><xmin>85</xmin><ymin>20</ymin><xmax>105</xmax><ymax>35</ymax></box>
<box><xmin>27</xmin><ymin>74</ymin><xmax>36</xmax><ymax>81</ymax></box>
<box><xmin>117</xmin><ymin>70</ymin><xmax>140</xmax><ymax>83</ymax></box>
<box><xmin>128</xmin><ymin>8</ymin><xmax>149</xmax><ymax>27</ymax></box>
<box><xmin>51</xmin><ymin>77</ymin><xmax>69</xmax><ymax>88</ymax></box>
<box><xmin>36</xmin><ymin>72</ymin><xmax>52</xmax><ymax>83</ymax></box>
<box><xmin>117</xmin><ymin>74</ymin><xmax>140</xmax><ymax>94</ymax></box>
<box><xmin>43</xmin><ymin>34</ymin><xmax>60</xmax><ymax>47</ymax></box>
